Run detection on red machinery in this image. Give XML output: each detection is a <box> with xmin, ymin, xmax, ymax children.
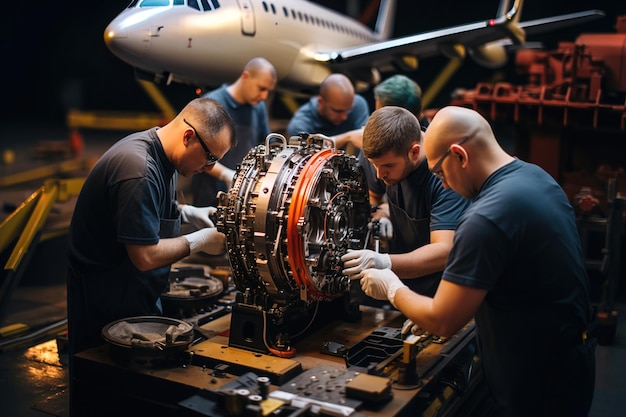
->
<box><xmin>449</xmin><ymin>17</ymin><xmax>626</xmax><ymax>345</ymax></box>
<box><xmin>448</xmin><ymin>15</ymin><xmax>626</xmax><ymax>198</ymax></box>
<box><xmin>451</xmin><ymin>15</ymin><xmax>626</xmax><ymax>130</ymax></box>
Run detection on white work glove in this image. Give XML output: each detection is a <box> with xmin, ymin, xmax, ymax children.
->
<box><xmin>180</xmin><ymin>204</ymin><xmax>216</xmax><ymax>229</ymax></box>
<box><xmin>184</xmin><ymin>228</ymin><xmax>226</xmax><ymax>255</ymax></box>
<box><xmin>368</xmin><ymin>217</ymin><xmax>393</xmax><ymax>241</ymax></box>
<box><xmin>220</xmin><ymin>167</ymin><xmax>236</xmax><ymax>189</ymax></box>
<box><xmin>341</xmin><ymin>249</ymin><xmax>391</xmax><ymax>280</ymax></box>
<box><xmin>359</xmin><ymin>268</ymin><xmax>408</xmax><ymax>309</ymax></box>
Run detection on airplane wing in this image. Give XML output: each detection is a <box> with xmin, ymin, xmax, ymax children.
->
<box><xmin>317</xmin><ymin>9</ymin><xmax>605</xmax><ymax>69</ymax></box>
<box><xmin>518</xmin><ymin>10</ymin><xmax>605</xmax><ymax>34</ymax></box>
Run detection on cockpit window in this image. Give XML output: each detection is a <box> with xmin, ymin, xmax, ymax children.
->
<box><xmin>188</xmin><ymin>0</ymin><xmax>199</xmax><ymax>10</ymax></box>
<box><xmin>140</xmin><ymin>0</ymin><xmax>170</xmax><ymax>6</ymax></box>
<box><xmin>187</xmin><ymin>0</ymin><xmax>220</xmax><ymax>11</ymax></box>
<box><xmin>131</xmin><ymin>0</ymin><xmax>220</xmax><ymax>10</ymax></box>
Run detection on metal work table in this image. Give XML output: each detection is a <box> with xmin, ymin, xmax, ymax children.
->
<box><xmin>72</xmin><ymin>305</ymin><xmax>486</xmax><ymax>417</ymax></box>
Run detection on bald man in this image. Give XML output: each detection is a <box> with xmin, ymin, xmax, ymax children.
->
<box><xmin>355</xmin><ymin>106</ymin><xmax>596</xmax><ymax>417</ymax></box>
<box><xmin>335</xmin><ymin>74</ymin><xmax>428</xmax><ymax>157</ymax></box>
<box><xmin>192</xmin><ymin>57</ymin><xmax>277</xmax><ymax>206</ymax></box>
<box><xmin>286</xmin><ymin>73</ymin><xmax>370</xmax><ymax>153</ymax></box>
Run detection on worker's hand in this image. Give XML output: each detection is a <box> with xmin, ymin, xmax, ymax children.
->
<box><xmin>220</xmin><ymin>167</ymin><xmax>236</xmax><ymax>189</ymax></box>
<box><xmin>180</xmin><ymin>204</ymin><xmax>216</xmax><ymax>229</ymax></box>
<box><xmin>370</xmin><ymin>203</ymin><xmax>390</xmax><ymax>221</ymax></box>
<box><xmin>369</xmin><ymin>217</ymin><xmax>393</xmax><ymax>241</ymax></box>
<box><xmin>401</xmin><ymin>319</ymin><xmax>421</xmax><ymax>337</ymax></box>
<box><xmin>341</xmin><ymin>250</ymin><xmax>391</xmax><ymax>280</ymax></box>
<box><xmin>184</xmin><ymin>228</ymin><xmax>226</xmax><ymax>255</ymax></box>
<box><xmin>360</xmin><ymin>268</ymin><xmax>407</xmax><ymax>309</ymax></box>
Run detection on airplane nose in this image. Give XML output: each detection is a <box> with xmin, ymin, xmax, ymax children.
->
<box><xmin>104</xmin><ymin>24</ymin><xmax>127</xmax><ymax>42</ymax></box>
<box><xmin>103</xmin><ymin>14</ymin><xmax>151</xmax><ymax>60</ymax></box>
<box><xmin>103</xmin><ymin>24</ymin><xmax>127</xmax><ymax>50</ymax></box>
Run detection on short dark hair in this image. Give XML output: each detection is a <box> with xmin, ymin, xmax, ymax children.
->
<box><xmin>363</xmin><ymin>106</ymin><xmax>421</xmax><ymax>159</ymax></box>
<box><xmin>185</xmin><ymin>97</ymin><xmax>237</xmax><ymax>148</ymax></box>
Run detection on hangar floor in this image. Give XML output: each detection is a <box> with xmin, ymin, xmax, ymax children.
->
<box><xmin>1</xmin><ymin>123</ymin><xmax>625</xmax><ymax>416</ymax></box>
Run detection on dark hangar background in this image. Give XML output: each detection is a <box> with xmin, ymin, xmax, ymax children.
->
<box><xmin>0</xmin><ymin>0</ymin><xmax>624</xmax><ymax>126</ymax></box>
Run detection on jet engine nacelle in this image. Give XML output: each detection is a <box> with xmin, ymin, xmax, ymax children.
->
<box><xmin>468</xmin><ymin>41</ymin><xmax>509</xmax><ymax>69</ymax></box>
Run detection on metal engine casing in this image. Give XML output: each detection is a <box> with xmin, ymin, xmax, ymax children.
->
<box><xmin>215</xmin><ymin>133</ymin><xmax>370</xmax><ymax>314</ymax></box>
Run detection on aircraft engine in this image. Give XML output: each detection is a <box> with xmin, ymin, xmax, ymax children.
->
<box><xmin>214</xmin><ymin>133</ymin><xmax>370</xmax><ymax>355</ymax></box>
<box><xmin>468</xmin><ymin>41</ymin><xmax>509</xmax><ymax>69</ymax></box>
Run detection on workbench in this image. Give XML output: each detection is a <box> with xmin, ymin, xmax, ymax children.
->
<box><xmin>72</xmin><ymin>305</ymin><xmax>488</xmax><ymax>417</ymax></box>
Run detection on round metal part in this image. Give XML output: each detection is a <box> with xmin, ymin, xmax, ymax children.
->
<box><xmin>215</xmin><ymin>133</ymin><xmax>370</xmax><ymax>306</ymax></box>
<box><xmin>161</xmin><ymin>275</ymin><xmax>224</xmax><ymax>318</ymax></box>
<box><xmin>101</xmin><ymin>316</ymin><xmax>194</xmax><ymax>367</ymax></box>
<box><xmin>164</xmin><ymin>276</ymin><xmax>223</xmax><ymax>299</ymax></box>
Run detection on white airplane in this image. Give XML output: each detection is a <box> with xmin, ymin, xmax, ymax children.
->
<box><xmin>103</xmin><ymin>0</ymin><xmax>604</xmax><ymax>96</ymax></box>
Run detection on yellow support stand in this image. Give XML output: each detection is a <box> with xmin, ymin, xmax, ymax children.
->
<box><xmin>0</xmin><ymin>177</ymin><xmax>85</xmax><ymax>320</ymax></box>
<box><xmin>0</xmin><ymin>158</ymin><xmax>95</xmax><ymax>188</ymax></box>
<box><xmin>137</xmin><ymin>79</ymin><xmax>177</xmax><ymax>121</ymax></box>
<box><xmin>66</xmin><ymin>79</ymin><xmax>177</xmax><ymax>150</ymax></box>
<box><xmin>421</xmin><ymin>57</ymin><xmax>464</xmax><ymax>110</ymax></box>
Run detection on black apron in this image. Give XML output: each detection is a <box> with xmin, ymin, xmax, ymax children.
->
<box><xmin>350</xmin><ymin>188</ymin><xmax>441</xmax><ymax>307</ymax></box>
<box><xmin>388</xmin><ymin>198</ymin><xmax>441</xmax><ymax>297</ymax></box>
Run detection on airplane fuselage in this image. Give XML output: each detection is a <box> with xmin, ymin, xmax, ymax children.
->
<box><xmin>104</xmin><ymin>0</ymin><xmax>381</xmax><ymax>95</ymax></box>
<box><xmin>104</xmin><ymin>0</ymin><xmax>604</xmax><ymax>97</ymax></box>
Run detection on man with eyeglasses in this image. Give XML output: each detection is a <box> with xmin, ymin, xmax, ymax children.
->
<box><xmin>355</xmin><ymin>106</ymin><xmax>596</xmax><ymax>417</ymax></box>
<box><xmin>341</xmin><ymin>106</ymin><xmax>469</xmax><ymax>300</ymax></box>
<box><xmin>192</xmin><ymin>57</ymin><xmax>277</xmax><ymax>207</ymax></box>
<box><xmin>66</xmin><ymin>98</ymin><xmax>235</xmax><ymax>413</ymax></box>
<box><xmin>286</xmin><ymin>73</ymin><xmax>370</xmax><ymax>155</ymax></box>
